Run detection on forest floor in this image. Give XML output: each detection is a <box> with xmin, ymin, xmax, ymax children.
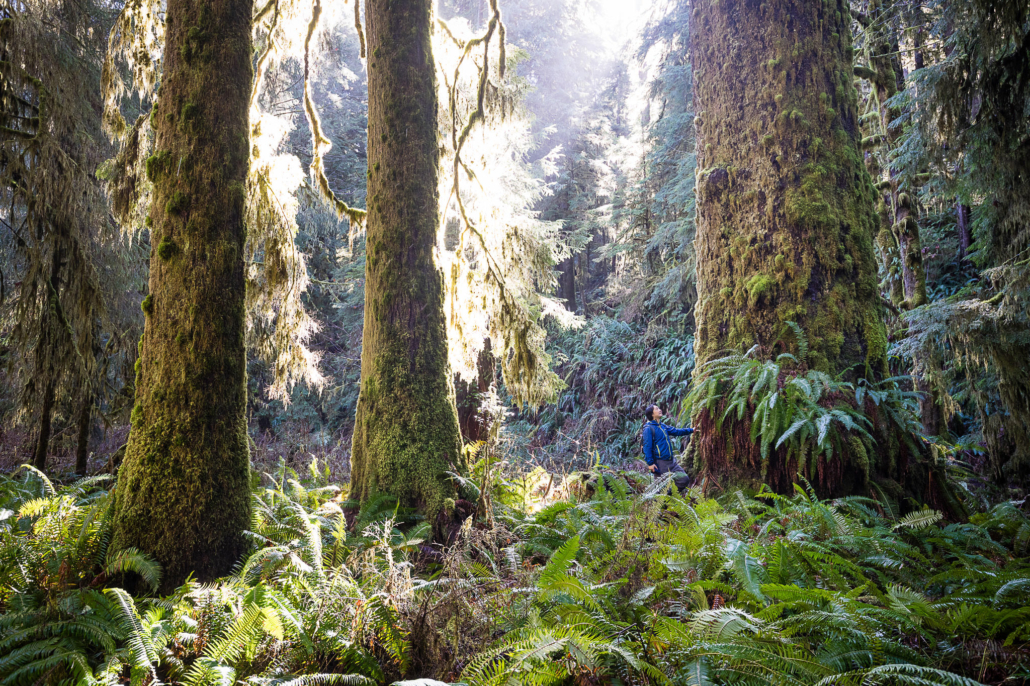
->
<box><xmin>3</xmin><ymin>453</ymin><xmax>1030</xmax><ymax>686</ymax></box>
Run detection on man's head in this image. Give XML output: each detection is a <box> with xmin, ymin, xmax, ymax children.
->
<box><xmin>645</xmin><ymin>404</ymin><xmax>663</xmax><ymax>421</ymax></box>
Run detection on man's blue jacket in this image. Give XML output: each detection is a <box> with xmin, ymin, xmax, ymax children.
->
<box><xmin>643</xmin><ymin>420</ymin><xmax>693</xmax><ymax>465</ymax></box>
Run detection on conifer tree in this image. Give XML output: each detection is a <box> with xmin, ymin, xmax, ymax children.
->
<box><xmin>0</xmin><ymin>0</ymin><xmax>115</xmax><ymax>474</ymax></box>
<box><xmin>110</xmin><ymin>0</ymin><xmax>253</xmax><ymax>587</ymax></box>
<box><xmin>349</xmin><ymin>0</ymin><xmax>464</xmax><ymax>521</ymax></box>
<box><xmin>690</xmin><ymin>0</ymin><xmax>894</xmax><ymax>494</ymax></box>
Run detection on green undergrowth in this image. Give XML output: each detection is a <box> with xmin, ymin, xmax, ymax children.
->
<box><xmin>684</xmin><ymin>323</ymin><xmax>926</xmax><ymax>483</ymax></box>
<box><xmin>508</xmin><ymin>316</ymin><xmax>695</xmax><ymax>466</ymax></box>
<box><xmin>2</xmin><ymin>460</ymin><xmax>1030</xmax><ymax>686</ymax></box>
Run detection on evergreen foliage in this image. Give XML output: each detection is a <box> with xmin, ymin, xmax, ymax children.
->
<box><xmin>608</xmin><ymin>0</ymin><xmax>697</xmax><ymax>316</ymax></box>
<box><xmin>883</xmin><ymin>0</ymin><xmax>1030</xmax><ymax>485</ymax></box>
<box><xmin>0</xmin><ymin>0</ymin><xmax>138</xmax><ymax>471</ymax></box>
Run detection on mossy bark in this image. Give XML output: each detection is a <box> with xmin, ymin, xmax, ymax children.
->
<box><xmin>691</xmin><ymin>0</ymin><xmax>897</xmax><ymax>495</ymax></box>
<box><xmin>350</xmin><ymin>0</ymin><xmax>464</xmax><ymax>523</ymax></box>
<box><xmin>693</xmin><ymin>0</ymin><xmax>887</xmax><ymax>377</ymax></box>
<box><xmin>863</xmin><ymin>9</ymin><xmax>942</xmax><ymax>435</ymax></box>
<box><xmin>110</xmin><ymin>0</ymin><xmax>252</xmax><ymax>590</ymax></box>
<box><xmin>865</xmin><ymin>6</ymin><xmax>927</xmax><ymax>311</ymax></box>
<box><xmin>456</xmin><ymin>339</ymin><xmax>497</xmax><ymax>444</ymax></box>
<box><xmin>32</xmin><ymin>248</ymin><xmax>65</xmax><ymax>472</ymax></box>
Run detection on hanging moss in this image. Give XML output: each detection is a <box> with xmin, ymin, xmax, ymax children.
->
<box><xmin>862</xmin><ymin>134</ymin><xmax>885</xmax><ymax>149</ymax></box>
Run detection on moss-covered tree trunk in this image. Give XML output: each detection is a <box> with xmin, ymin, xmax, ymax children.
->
<box><xmin>111</xmin><ymin>0</ymin><xmax>252</xmax><ymax>590</ymax></box>
<box><xmin>864</xmin><ymin>5</ymin><xmax>927</xmax><ymax>311</ymax></box>
<box><xmin>350</xmin><ymin>0</ymin><xmax>464</xmax><ymax>523</ymax></box>
<box><xmin>691</xmin><ymin>0</ymin><xmax>892</xmax><ymax>494</ymax></box>
<box><xmin>861</xmin><ymin>6</ymin><xmax>943</xmax><ymax>435</ymax></box>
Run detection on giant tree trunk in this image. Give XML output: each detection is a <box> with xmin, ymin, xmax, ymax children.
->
<box><xmin>691</xmin><ymin>0</ymin><xmax>892</xmax><ymax>494</ymax></box>
<box><xmin>111</xmin><ymin>0</ymin><xmax>252</xmax><ymax>590</ymax></box>
<box><xmin>350</xmin><ymin>0</ymin><xmax>464</xmax><ymax>523</ymax></box>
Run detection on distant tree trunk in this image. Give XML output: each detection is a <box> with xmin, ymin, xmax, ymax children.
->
<box><xmin>896</xmin><ymin>193</ymin><xmax>927</xmax><ymax>308</ymax></box>
<box><xmin>581</xmin><ymin>246</ymin><xmax>591</xmax><ymax>312</ymax></box>
<box><xmin>559</xmin><ymin>257</ymin><xmax>577</xmax><ymax>312</ymax></box>
<box><xmin>111</xmin><ymin>0</ymin><xmax>253</xmax><ymax>590</ymax></box>
<box><xmin>865</xmin><ymin>6</ymin><xmax>941</xmax><ymax>435</ymax></box>
<box><xmin>691</xmin><ymin>0</ymin><xmax>896</xmax><ymax>494</ymax></box>
<box><xmin>956</xmin><ymin>202</ymin><xmax>971</xmax><ymax>260</ymax></box>
<box><xmin>32</xmin><ymin>379</ymin><xmax>55</xmax><ymax>471</ymax></box>
<box><xmin>74</xmin><ymin>391</ymin><xmax>93</xmax><ymax>476</ymax></box>
<box><xmin>32</xmin><ymin>247</ymin><xmax>64</xmax><ymax>472</ymax></box>
<box><xmin>456</xmin><ymin>339</ymin><xmax>497</xmax><ymax>444</ymax></box>
<box><xmin>867</xmin><ymin>14</ymin><xmax>927</xmax><ymax>310</ymax></box>
<box><xmin>350</xmin><ymin>0</ymin><xmax>464</xmax><ymax>524</ymax></box>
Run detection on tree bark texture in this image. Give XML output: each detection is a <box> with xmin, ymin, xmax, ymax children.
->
<box><xmin>350</xmin><ymin>0</ymin><xmax>464</xmax><ymax>522</ymax></box>
<box><xmin>691</xmin><ymin>0</ymin><xmax>897</xmax><ymax>495</ymax></box>
<box><xmin>558</xmin><ymin>257</ymin><xmax>577</xmax><ymax>312</ymax></box>
<box><xmin>956</xmin><ymin>202</ymin><xmax>971</xmax><ymax>260</ymax></box>
<box><xmin>111</xmin><ymin>0</ymin><xmax>252</xmax><ymax>590</ymax></box>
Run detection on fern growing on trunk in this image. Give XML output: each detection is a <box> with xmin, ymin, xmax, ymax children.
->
<box><xmin>684</xmin><ymin>323</ymin><xmax>943</xmax><ymax>503</ymax></box>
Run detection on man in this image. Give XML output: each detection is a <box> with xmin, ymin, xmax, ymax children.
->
<box><xmin>642</xmin><ymin>404</ymin><xmax>695</xmax><ymax>493</ymax></box>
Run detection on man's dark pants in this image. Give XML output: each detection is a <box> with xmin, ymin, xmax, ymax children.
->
<box><xmin>654</xmin><ymin>458</ymin><xmax>692</xmax><ymax>493</ymax></box>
